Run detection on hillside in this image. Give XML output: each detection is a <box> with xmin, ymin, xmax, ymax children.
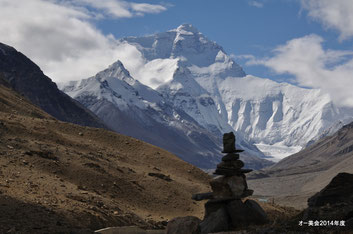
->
<box><xmin>248</xmin><ymin>121</ymin><xmax>353</xmax><ymax>209</ymax></box>
<box><xmin>0</xmin><ymin>42</ymin><xmax>105</xmax><ymax>128</ymax></box>
<box><xmin>0</xmin><ymin>77</ymin><xmax>211</xmax><ymax>233</ymax></box>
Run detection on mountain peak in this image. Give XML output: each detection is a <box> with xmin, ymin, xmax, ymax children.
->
<box><xmin>174</xmin><ymin>24</ymin><xmax>200</xmax><ymax>35</ymax></box>
<box><xmin>99</xmin><ymin>60</ymin><xmax>132</xmax><ymax>80</ymax></box>
<box><xmin>108</xmin><ymin>60</ymin><xmax>129</xmax><ymax>73</ymax></box>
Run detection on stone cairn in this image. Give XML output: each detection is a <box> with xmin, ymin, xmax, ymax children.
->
<box><xmin>192</xmin><ymin>132</ymin><xmax>268</xmax><ymax>233</ymax></box>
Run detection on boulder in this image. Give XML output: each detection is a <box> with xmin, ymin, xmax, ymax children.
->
<box><xmin>166</xmin><ymin>216</ymin><xmax>201</xmax><ymax>234</ymax></box>
<box><xmin>226</xmin><ymin>199</ymin><xmax>268</xmax><ymax>228</ymax></box>
<box><xmin>200</xmin><ymin>206</ymin><xmax>229</xmax><ymax>233</ymax></box>
<box><xmin>226</xmin><ymin>199</ymin><xmax>251</xmax><ymax>227</ymax></box>
<box><xmin>204</xmin><ymin>200</ymin><xmax>228</xmax><ymax>218</ymax></box>
<box><xmin>244</xmin><ymin>200</ymin><xmax>268</xmax><ymax>225</ymax></box>
<box><xmin>210</xmin><ymin>175</ymin><xmax>245</xmax><ymax>199</ymax></box>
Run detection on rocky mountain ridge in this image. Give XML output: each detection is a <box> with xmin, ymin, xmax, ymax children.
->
<box><xmin>0</xmin><ymin>42</ymin><xmax>105</xmax><ymax>129</ymax></box>
<box><xmin>59</xmin><ymin>60</ymin><xmax>271</xmax><ymax>169</ymax></box>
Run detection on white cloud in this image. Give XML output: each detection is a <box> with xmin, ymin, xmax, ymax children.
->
<box><xmin>0</xmin><ymin>0</ymin><xmax>168</xmax><ymax>82</ymax></box>
<box><xmin>113</xmin><ymin>42</ymin><xmax>179</xmax><ymax>89</ymax></box>
<box><xmin>73</xmin><ymin>0</ymin><xmax>167</xmax><ymax>18</ymax></box>
<box><xmin>300</xmin><ymin>0</ymin><xmax>353</xmax><ymax>40</ymax></box>
<box><xmin>248</xmin><ymin>1</ymin><xmax>264</xmax><ymax>8</ymax></box>
<box><xmin>233</xmin><ymin>54</ymin><xmax>257</xmax><ymax>60</ymax></box>
<box><xmin>130</xmin><ymin>3</ymin><xmax>167</xmax><ymax>14</ymax></box>
<box><xmin>246</xmin><ymin>34</ymin><xmax>353</xmax><ymax>107</ymax></box>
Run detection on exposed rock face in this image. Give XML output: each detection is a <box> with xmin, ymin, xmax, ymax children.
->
<box><xmin>0</xmin><ymin>42</ymin><xmax>105</xmax><ymax>128</ymax></box>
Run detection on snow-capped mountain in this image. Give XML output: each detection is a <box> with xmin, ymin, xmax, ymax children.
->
<box><xmin>59</xmin><ymin>61</ymin><xmax>271</xmax><ymax>169</ymax></box>
<box><xmin>111</xmin><ymin>24</ymin><xmax>353</xmax><ymax>161</ymax></box>
<box><xmin>60</xmin><ymin>24</ymin><xmax>353</xmax><ymax>164</ymax></box>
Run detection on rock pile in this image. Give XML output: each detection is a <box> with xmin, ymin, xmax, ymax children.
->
<box><xmin>167</xmin><ymin>132</ymin><xmax>268</xmax><ymax>234</ymax></box>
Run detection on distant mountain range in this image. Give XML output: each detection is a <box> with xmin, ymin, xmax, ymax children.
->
<box><xmin>59</xmin><ymin>60</ymin><xmax>271</xmax><ymax>169</ymax></box>
<box><xmin>60</xmin><ymin>24</ymin><xmax>353</xmax><ymax>164</ymax></box>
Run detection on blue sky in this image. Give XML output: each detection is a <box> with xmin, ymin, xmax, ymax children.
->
<box><xmin>1</xmin><ymin>0</ymin><xmax>353</xmax><ymax>106</ymax></box>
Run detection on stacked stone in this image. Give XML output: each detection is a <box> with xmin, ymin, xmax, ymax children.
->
<box><xmin>211</xmin><ymin>132</ymin><xmax>253</xmax><ymax>200</ymax></box>
<box><xmin>195</xmin><ymin>132</ymin><xmax>268</xmax><ymax>233</ymax></box>
<box><xmin>166</xmin><ymin>132</ymin><xmax>268</xmax><ymax>234</ymax></box>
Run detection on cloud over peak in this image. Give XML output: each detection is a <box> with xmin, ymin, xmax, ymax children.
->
<box><xmin>246</xmin><ymin>34</ymin><xmax>353</xmax><ymax>107</ymax></box>
<box><xmin>301</xmin><ymin>0</ymin><xmax>353</xmax><ymax>41</ymax></box>
<box><xmin>0</xmin><ymin>0</ymin><xmax>168</xmax><ymax>82</ymax></box>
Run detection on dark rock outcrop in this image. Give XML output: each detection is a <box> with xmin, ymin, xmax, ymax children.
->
<box><xmin>308</xmin><ymin>172</ymin><xmax>353</xmax><ymax>207</ymax></box>
<box><xmin>304</xmin><ymin>172</ymin><xmax>353</xmax><ymax>230</ymax></box>
<box><xmin>0</xmin><ymin>42</ymin><xmax>105</xmax><ymax>128</ymax></box>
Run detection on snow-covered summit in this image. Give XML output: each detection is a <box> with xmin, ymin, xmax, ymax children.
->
<box><xmin>118</xmin><ymin>24</ymin><xmax>246</xmax><ymax>81</ymax></box>
<box><xmin>101</xmin><ymin>60</ymin><xmax>133</xmax><ymax>83</ymax></box>
<box><xmin>172</xmin><ymin>24</ymin><xmax>200</xmax><ymax>35</ymax></box>
<box><xmin>60</xmin><ymin>60</ymin><xmax>164</xmax><ymax>110</ymax></box>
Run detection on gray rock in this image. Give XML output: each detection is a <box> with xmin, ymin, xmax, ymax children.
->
<box><xmin>226</xmin><ymin>200</ymin><xmax>268</xmax><ymax>228</ymax></box>
<box><xmin>166</xmin><ymin>216</ymin><xmax>201</xmax><ymax>234</ymax></box>
<box><xmin>222</xmin><ymin>153</ymin><xmax>240</xmax><ymax>161</ymax></box>
<box><xmin>200</xmin><ymin>206</ymin><xmax>229</xmax><ymax>233</ymax></box>
<box><xmin>242</xmin><ymin>189</ymin><xmax>254</xmax><ymax>198</ymax></box>
<box><xmin>210</xmin><ymin>175</ymin><xmax>245</xmax><ymax>199</ymax></box>
<box><xmin>244</xmin><ymin>200</ymin><xmax>268</xmax><ymax>225</ymax></box>
<box><xmin>227</xmin><ymin>175</ymin><xmax>247</xmax><ymax>196</ymax></box>
<box><xmin>204</xmin><ymin>200</ymin><xmax>228</xmax><ymax>218</ymax></box>
<box><xmin>217</xmin><ymin>160</ymin><xmax>244</xmax><ymax>170</ymax></box>
<box><xmin>222</xmin><ymin>132</ymin><xmax>236</xmax><ymax>153</ymax></box>
<box><xmin>192</xmin><ymin>192</ymin><xmax>213</xmax><ymax>201</ymax></box>
<box><xmin>226</xmin><ymin>199</ymin><xmax>250</xmax><ymax>227</ymax></box>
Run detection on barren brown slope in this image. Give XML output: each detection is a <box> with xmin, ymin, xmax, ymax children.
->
<box><xmin>248</xmin><ymin>122</ymin><xmax>353</xmax><ymax>209</ymax></box>
<box><xmin>0</xmin><ymin>79</ymin><xmax>210</xmax><ymax>233</ymax></box>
